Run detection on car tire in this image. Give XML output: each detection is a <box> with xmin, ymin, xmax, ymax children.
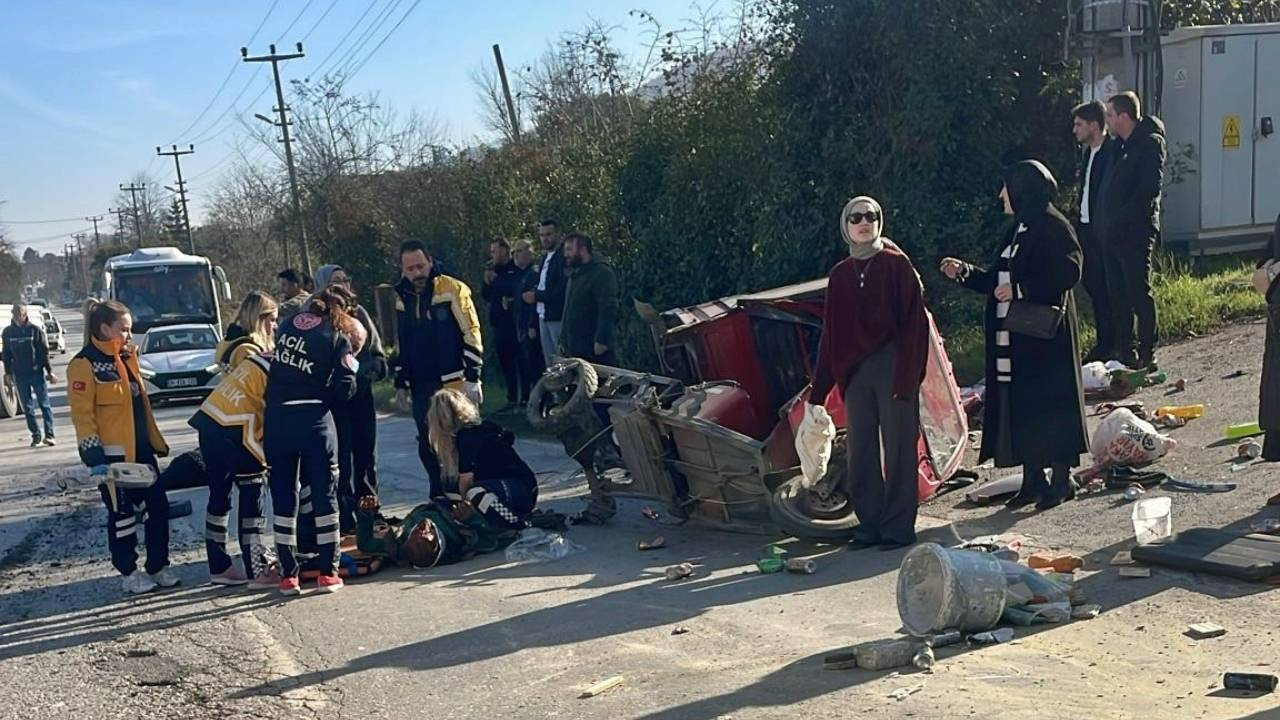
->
<box><xmin>0</xmin><ymin>382</ymin><xmax>18</xmax><ymax>419</ymax></box>
<box><xmin>767</xmin><ymin>444</ymin><xmax>861</xmax><ymax>542</ymax></box>
<box><xmin>526</xmin><ymin>358</ymin><xmax>599</xmax><ymax>433</ymax></box>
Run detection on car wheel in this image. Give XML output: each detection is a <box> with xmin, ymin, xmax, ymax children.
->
<box><xmin>767</xmin><ymin>471</ymin><xmax>861</xmax><ymax>543</ymax></box>
<box><xmin>0</xmin><ymin>382</ymin><xmax>18</xmax><ymax>419</ymax></box>
<box><xmin>526</xmin><ymin>358</ymin><xmax>599</xmax><ymax>433</ymax></box>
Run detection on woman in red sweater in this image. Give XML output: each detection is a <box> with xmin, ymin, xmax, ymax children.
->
<box><xmin>809</xmin><ymin>195</ymin><xmax>930</xmax><ymax>550</ymax></box>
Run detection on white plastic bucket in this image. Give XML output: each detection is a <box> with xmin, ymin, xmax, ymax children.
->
<box><xmin>897</xmin><ymin>543</ymin><xmax>1008</xmax><ymax>637</ymax></box>
<box><xmin>1131</xmin><ymin>496</ymin><xmax>1173</xmax><ymax>545</ymax></box>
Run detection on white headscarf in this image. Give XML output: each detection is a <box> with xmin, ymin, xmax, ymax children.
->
<box><xmin>840</xmin><ymin>195</ymin><xmax>886</xmax><ymax>260</ymax></box>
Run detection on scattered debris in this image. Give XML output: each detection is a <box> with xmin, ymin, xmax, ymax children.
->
<box><xmin>786</xmin><ymin>558</ymin><xmax>817</xmax><ymax>574</ymax></box>
<box><xmin>1071</xmin><ymin>604</ymin><xmax>1101</xmax><ymax>620</ymax></box>
<box><xmin>671</xmin><ymin>625</ymin><xmax>690</xmax><ymax>636</ymax></box>
<box><xmin>823</xmin><ymin>651</ymin><xmax>858</xmax><ymax>671</ymax></box>
<box><xmin>888</xmin><ymin>682</ymin><xmax>926</xmax><ymax>701</ymax></box>
<box><xmin>664</xmin><ymin>563</ymin><xmax>694</xmax><ymax>581</ymax></box>
<box><xmin>1119</xmin><ymin>566</ymin><xmax>1152</xmax><ymax>578</ymax></box>
<box><xmin>1123</xmin><ymin>484</ymin><xmax>1146</xmax><ymax>502</ymax></box>
<box><xmin>911</xmin><ymin>645</ymin><xmax>936</xmax><ymax>671</ymax></box>
<box><xmin>760</xmin><ymin>544</ymin><xmax>788</xmax><ymax>560</ymax></box>
<box><xmin>123</xmin><ymin>648</ymin><xmax>157</xmax><ymax>658</ymax></box>
<box><xmin>853</xmin><ymin>638</ymin><xmax>919</xmax><ymax>671</ymax></box>
<box><xmin>1223</xmin><ymin>673</ymin><xmax>1278</xmax><ymax>694</ymax></box>
<box><xmin>1238</xmin><ymin>440</ymin><xmax>1263</xmax><ymax>460</ymax></box>
<box><xmin>1249</xmin><ymin>518</ymin><xmax>1280</xmax><ymax>535</ymax></box>
<box><xmin>636</xmin><ymin>536</ymin><xmax>666</xmax><ymax>551</ymax></box>
<box><xmin>1174</xmin><ymin>378</ymin><xmax>1187</xmax><ymax>392</ymax></box>
<box><xmin>756</xmin><ymin>557</ymin><xmax>785</xmax><ymax>574</ymax></box>
<box><xmin>1223</xmin><ymin>370</ymin><xmax>1250</xmax><ymax>380</ymax></box>
<box><xmin>579</xmin><ymin>675</ymin><xmax>624</xmax><ymax>699</ymax></box>
<box><xmin>1165</xmin><ymin>477</ymin><xmax>1237</xmax><ymax>493</ymax></box>
<box><xmin>1028</xmin><ymin>553</ymin><xmax>1084</xmax><ymax>573</ymax></box>
<box><xmin>1225</xmin><ymin>421</ymin><xmax>1263</xmax><ymax>440</ymax></box>
<box><xmin>1111</xmin><ymin>551</ymin><xmax>1134</xmax><ymax>566</ymax></box>
<box><xmin>926</xmin><ymin>630</ymin><xmax>963</xmax><ymax>648</ymax></box>
<box><xmin>967</xmin><ymin>628</ymin><xmax>1015</xmax><ymax>646</ymax></box>
<box><xmin>641</xmin><ymin>507</ymin><xmax>660</xmax><ymax>520</ymax></box>
<box><xmin>1185</xmin><ymin>623</ymin><xmax>1226</xmax><ymax>640</ymax></box>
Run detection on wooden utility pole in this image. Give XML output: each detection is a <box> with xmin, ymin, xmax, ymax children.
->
<box><xmin>85</xmin><ymin>214</ymin><xmax>103</xmax><ymax>249</ymax></box>
<box><xmin>492</xmin><ymin>44</ymin><xmax>521</xmax><ymax>143</ymax></box>
<box><xmin>242</xmin><ymin>42</ymin><xmax>311</xmax><ymax>276</ymax></box>
<box><xmin>119</xmin><ymin>183</ymin><xmax>146</xmax><ymax>248</ymax></box>
<box><xmin>156</xmin><ymin>144</ymin><xmax>195</xmax><ymax>253</ymax></box>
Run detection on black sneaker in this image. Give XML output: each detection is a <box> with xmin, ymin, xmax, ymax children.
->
<box><xmin>29</xmin><ymin>437</ymin><xmax>42</xmax><ymax>448</ymax></box>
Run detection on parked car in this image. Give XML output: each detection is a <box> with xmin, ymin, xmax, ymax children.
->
<box><xmin>27</xmin><ymin>298</ymin><xmax>49</xmax><ymax>309</ymax></box>
<box><xmin>44</xmin><ymin>316</ymin><xmax>66</xmax><ymax>354</ymax></box>
<box><xmin>526</xmin><ymin>278</ymin><xmax>969</xmax><ymax>541</ymax></box>
<box><xmin>137</xmin><ymin>324</ymin><xmax>223</xmax><ymax>402</ymax></box>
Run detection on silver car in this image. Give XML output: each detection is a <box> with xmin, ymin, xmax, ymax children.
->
<box><xmin>137</xmin><ymin>324</ymin><xmax>223</xmax><ymax>402</ymax></box>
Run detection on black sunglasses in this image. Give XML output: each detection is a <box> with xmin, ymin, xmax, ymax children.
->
<box><xmin>846</xmin><ymin>211</ymin><xmax>881</xmax><ymax>225</ymax></box>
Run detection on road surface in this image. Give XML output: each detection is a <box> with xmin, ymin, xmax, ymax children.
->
<box><xmin>1</xmin><ymin>307</ymin><xmax>1278</xmax><ymax>719</ymax></box>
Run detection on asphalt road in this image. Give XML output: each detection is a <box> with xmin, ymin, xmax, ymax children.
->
<box><xmin>1</xmin><ymin>308</ymin><xmax>1279</xmax><ymax>719</ymax></box>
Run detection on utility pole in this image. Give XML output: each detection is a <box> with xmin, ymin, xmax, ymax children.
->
<box><xmin>72</xmin><ymin>233</ymin><xmax>90</xmax><ymax>296</ymax></box>
<box><xmin>242</xmin><ymin>42</ymin><xmax>311</xmax><ymax>276</ymax></box>
<box><xmin>86</xmin><ymin>214</ymin><xmax>104</xmax><ymax>249</ymax></box>
<box><xmin>107</xmin><ymin>207</ymin><xmax>129</xmax><ymax>246</ymax></box>
<box><xmin>119</xmin><ymin>183</ymin><xmax>146</xmax><ymax>249</ymax></box>
<box><xmin>156</xmin><ymin>144</ymin><xmax>195</xmax><ymax>253</ymax></box>
<box><xmin>492</xmin><ymin>44</ymin><xmax>521</xmax><ymax>144</ymax></box>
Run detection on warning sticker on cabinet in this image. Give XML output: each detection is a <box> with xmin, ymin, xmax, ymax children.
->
<box><xmin>1223</xmin><ymin>115</ymin><xmax>1242</xmax><ymax>149</ymax></box>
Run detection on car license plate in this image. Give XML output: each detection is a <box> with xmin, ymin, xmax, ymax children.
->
<box><xmin>167</xmin><ymin>378</ymin><xmax>198</xmax><ymax>388</ymax></box>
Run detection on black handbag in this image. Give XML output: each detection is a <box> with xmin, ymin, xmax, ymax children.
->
<box><xmin>1003</xmin><ymin>300</ymin><xmax>1065</xmax><ymax>339</ymax></box>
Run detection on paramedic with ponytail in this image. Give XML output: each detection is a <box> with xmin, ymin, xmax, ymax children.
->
<box><xmin>265</xmin><ymin>287</ymin><xmax>362</xmax><ymax>596</ymax></box>
<box><xmin>189</xmin><ymin>290</ymin><xmax>279</xmax><ymax>587</ymax></box>
<box><xmin>68</xmin><ymin>299</ymin><xmax>177</xmax><ymax>595</ymax></box>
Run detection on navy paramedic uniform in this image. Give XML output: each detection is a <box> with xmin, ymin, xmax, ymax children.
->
<box><xmin>189</xmin><ymin>334</ymin><xmax>271</xmax><ymax>579</ymax></box>
<box><xmin>265</xmin><ymin>312</ymin><xmax>358</xmax><ymax>578</ymax></box>
<box><xmin>449</xmin><ymin>420</ymin><xmax>538</xmax><ymax>530</ymax></box>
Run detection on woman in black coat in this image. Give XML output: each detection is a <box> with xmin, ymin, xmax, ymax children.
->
<box><xmin>941</xmin><ymin>160</ymin><xmax>1089</xmax><ymax>510</ymax></box>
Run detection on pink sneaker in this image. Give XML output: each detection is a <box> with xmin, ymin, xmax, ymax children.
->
<box><xmin>278</xmin><ymin>577</ymin><xmax>301</xmax><ymax>596</ymax></box>
<box><xmin>316</xmin><ymin>574</ymin><xmax>344</xmax><ymax>594</ymax></box>
<box><xmin>210</xmin><ymin>567</ymin><xmax>249</xmax><ymax>586</ymax></box>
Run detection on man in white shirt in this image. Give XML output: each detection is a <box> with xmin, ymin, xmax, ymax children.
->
<box><xmin>522</xmin><ymin>217</ymin><xmax>568</xmax><ymax>364</ymax></box>
<box><xmin>1071</xmin><ymin>100</ymin><xmax>1119</xmax><ymax>363</ymax></box>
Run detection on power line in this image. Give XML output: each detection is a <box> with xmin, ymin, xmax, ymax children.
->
<box><xmin>0</xmin><ymin>215</ymin><xmax>100</xmax><ymax>224</ymax></box>
<box><xmin>276</xmin><ymin>0</ymin><xmax>316</xmax><ymax>43</ymax></box>
<box><xmin>330</xmin><ymin>0</ymin><xmax>403</xmax><ymax>79</ymax></box>
<box><xmin>306</xmin><ymin>0</ymin><xmax>382</xmax><ymax>80</ymax></box>
<box><xmin>187</xmin><ymin>70</ymin><xmax>272</xmax><ymax>145</ymax></box>
<box><xmin>301</xmin><ymin>0</ymin><xmax>341</xmax><ymax>42</ymax></box>
<box><xmin>168</xmin><ymin>0</ymin><xmax>282</xmax><ymax>144</ymax></box>
<box><xmin>344</xmin><ymin>0</ymin><xmax>424</xmax><ymax>82</ymax></box>
<box><xmin>12</xmin><ymin>227</ymin><xmax>94</xmax><ymax>245</ymax></box>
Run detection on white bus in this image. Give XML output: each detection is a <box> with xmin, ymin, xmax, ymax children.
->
<box><xmin>103</xmin><ymin>247</ymin><xmax>232</xmax><ymax>335</ymax></box>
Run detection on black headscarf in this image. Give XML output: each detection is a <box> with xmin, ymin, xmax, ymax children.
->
<box><xmin>1001</xmin><ymin>159</ymin><xmax>1058</xmax><ymax>221</ymax></box>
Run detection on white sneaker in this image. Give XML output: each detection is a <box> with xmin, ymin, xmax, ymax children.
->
<box><xmin>123</xmin><ymin>571</ymin><xmax>157</xmax><ymax>595</ymax></box>
<box><xmin>150</xmin><ymin>568</ymin><xmax>181</xmax><ymax>588</ymax></box>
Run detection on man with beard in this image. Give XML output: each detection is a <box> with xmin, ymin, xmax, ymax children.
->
<box><xmin>558</xmin><ymin>233</ymin><xmax>619</xmax><ymax>365</ymax></box>
<box><xmin>392</xmin><ymin>239</ymin><xmax>484</xmax><ymax>494</ymax></box>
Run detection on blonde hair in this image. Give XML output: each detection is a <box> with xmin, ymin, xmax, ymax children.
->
<box><xmin>234</xmin><ymin>290</ymin><xmax>279</xmax><ymax>350</ymax></box>
<box><xmin>511</xmin><ymin>238</ymin><xmax>534</xmax><ymax>254</ymax></box>
<box><xmin>427</xmin><ymin>388</ymin><xmax>481</xmax><ymax>480</ymax></box>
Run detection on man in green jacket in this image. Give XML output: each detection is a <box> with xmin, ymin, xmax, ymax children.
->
<box><xmin>559</xmin><ymin>233</ymin><xmax>619</xmax><ymax>365</ymax></box>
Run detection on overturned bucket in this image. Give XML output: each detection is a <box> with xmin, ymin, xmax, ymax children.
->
<box><xmin>896</xmin><ymin>543</ymin><xmax>1007</xmax><ymax>637</ymax></box>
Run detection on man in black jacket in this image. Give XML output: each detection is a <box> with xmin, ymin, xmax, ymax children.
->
<box><xmin>2</xmin><ymin>304</ymin><xmax>57</xmax><ymax>447</ymax></box>
<box><xmin>481</xmin><ymin>237</ymin><xmax>526</xmax><ymax>411</ymax></box>
<box><xmin>512</xmin><ymin>239</ymin><xmax>546</xmax><ymax>391</ymax></box>
<box><xmin>1102</xmin><ymin>91</ymin><xmax>1167</xmax><ymax>370</ymax></box>
<box><xmin>560</xmin><ymin>233</ymin><xmax>619</xmax><ymax>365</ymax></box>
<box><xmin>1072</xmin><ymin>100</ymin><xmax>1120</xmax><ymax>362</ymax></box>
<box><xmin>522</xmin><ymin>217</ymin><xmax>568</xmax><ymax>364</ymax></box>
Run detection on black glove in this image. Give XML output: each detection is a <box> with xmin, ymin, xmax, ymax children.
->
<box><xmin>370</xmin><ymin>356</ymin><xmax>389</xmax><ymax>382</ymax></box>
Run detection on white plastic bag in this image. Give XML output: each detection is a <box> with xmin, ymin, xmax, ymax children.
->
<box><xmin>1090</xmin><ymin>408</ymin><xmax>1177</xmax><ymax>467</ymax></box>
<box><xmin>1080</xmin><ymin>361</ymin><xmax>1111</xmax><ymax>391</ymax></box>
<box><xmin>795</xmin><ymin>403</ymin><xmax>836</xmax><ymax>489</ymax></box>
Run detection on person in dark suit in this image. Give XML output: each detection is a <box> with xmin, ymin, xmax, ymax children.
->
<box><xmin>1071</xmin><ymin>100</ymin><xmax>1120</xmax><ymax>362</ymax></box>
<box><xmin>1102</xmin><ymin>91</ymin><xmax>1167</xmax><ymax>370</ymax></box>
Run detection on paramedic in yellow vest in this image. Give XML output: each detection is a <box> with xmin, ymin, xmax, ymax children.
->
<box><xmin>68</xmin><ymin>300</ymin><xmax>176</xmax><ymax>595</ymax></box>
<box><xmin>188</xmin><ymin>290</ymin><xmax>278</xmax><ymax>588</ymax></box>
<box><xmin>391</xmin><ymin>240</ymin><xmax>485</xmax><ymax>495</ymax></box>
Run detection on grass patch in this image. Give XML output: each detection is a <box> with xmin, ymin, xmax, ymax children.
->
<box><xmin>943</xmin><ymin>256</ymin><xmax>1264</xmax><ymax>386</ymax></box>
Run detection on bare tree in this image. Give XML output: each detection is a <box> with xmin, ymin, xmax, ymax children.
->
<box><xmin>470</xmin><ymin>60</ymin><xmax>523</xmax><ymax>144</ymax></box>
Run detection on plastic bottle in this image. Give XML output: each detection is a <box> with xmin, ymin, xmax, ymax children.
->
<box><xmin>1154</xmin><ymin>404</ymin><xmax>1205</xmax><ymax>420</ymax></box>
<box><xmin>504</xmin><ymin>529</ymin><xmax>585</xmax><ymax>563</ymax></box>
<box><xmin>1225</xmin><ymin>421</ymin><xmax>1263</xmax><ymax>440</ymax></box>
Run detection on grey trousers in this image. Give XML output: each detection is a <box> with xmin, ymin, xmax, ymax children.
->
<box><xmin>843</xmin><ymin>344</ymin><xmax>921</xmax><ymax>545</ymax></box>
<box><xmin>539</xmin><ymin>319</ymin><xmax>562</xmax><ymax>364</ymax></box>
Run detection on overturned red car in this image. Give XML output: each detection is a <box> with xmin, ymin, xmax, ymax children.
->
<box><xmin>527</xmin><ymin>278</ymin><xmax>968</xmax><ymax>541</ymax></box>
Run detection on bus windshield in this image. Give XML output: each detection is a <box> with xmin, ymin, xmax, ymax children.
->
<box><xmin>113</xmin><ymin>266</ymin><xmax>216</xmax><ymax>330</ymax></box>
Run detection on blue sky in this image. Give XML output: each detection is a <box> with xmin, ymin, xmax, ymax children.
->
<box><xmin>0</xmin><ymin>0</ymin><xmax>700</xmax><ymax>256</ymax></box>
